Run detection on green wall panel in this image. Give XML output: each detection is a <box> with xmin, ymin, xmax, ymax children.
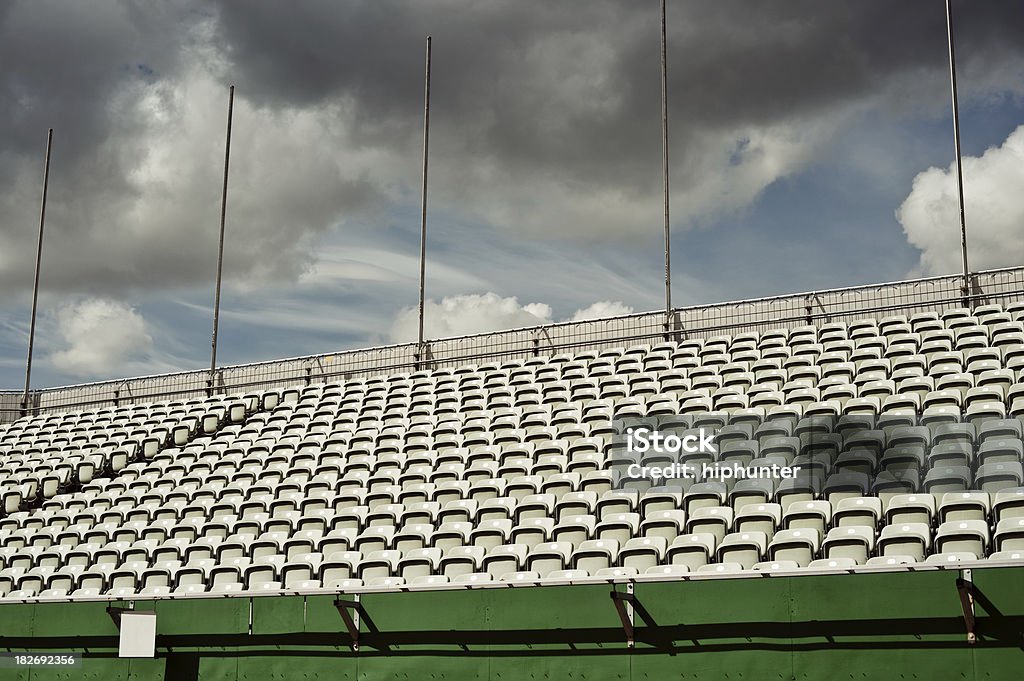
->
<box><xmin>197</xmin><ymin>657</ymin><xmax>238</xmax><ymax>681</ymax></box>
<box><xmin>0</xmin><ymin>604</ymin><xmax>34</xmax><ymax>637</ymax></box>
<box><xmin>789</xmin><ymin>570</ymin><xmax>972</xmax><ymax>681</ymax></box>
<box><xmin>0</xmin><ymin>568</ymin><xmax>1019</xmax><ymax>681</ymax></box>
<box><xmin>634</xmin><ymin>577</ymin><xmax>794</xmax><ymax>681</ymax></box>
<box><xmin>303</xmin><ymin>594</ymin><xmax>351</xmax><ymax>635</ymax></box>
<box><xmin>251</xmin><ymin>596</ymin><xmax>305</xmax><ymax>636</ymax></box>
<box><xmin>357</xmin><ymin>654</ymin><xmax>489</xmax><ymax>681</ymax></box>
<box><xmin>125</xmin><ymin>658</ymin><xmax>166</xmax><ymax>681</ymax></box>
<box><xmin>30</xmin><ymin>602</ymin><xmax>121</xmax><ymax>639</ymax></box>
<box><xmin>358</xmin><ymin>588</ymin><xmax>488</xmax><ymax>654</ymax></box>
<box><xmin>155</xmin><ymin>598</ymin><xmax>247</xmax><ymax>637</ymax></box>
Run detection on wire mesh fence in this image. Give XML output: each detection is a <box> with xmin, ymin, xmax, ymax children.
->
<box><xmin>1</xmin><ymin>266</ymin><xmax>1021</xmax><ymax>423</ymax></box>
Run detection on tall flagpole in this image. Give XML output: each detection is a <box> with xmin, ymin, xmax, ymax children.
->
<box><xmin>660</xmin><ymin>0</ymin><xmax>673</xmax><ymax>334</ymax></box>
<box><xmin>417</xmin><ymin>36</ymin><xmax>432</xmax><ymax>367</ymax></box>
<box><xmin>22</xmin><ymin>128</ymin><xmax>53</xmax><ymax>417</ymax></box>
<box><xmin>945</xmin><ymin>0</ymin><xmax>970</xmax><ymax>305</ymax></box>
<box><xmin>210</xmin><ymin>85</ymin><xmax>235</xmax><ymax>393</ymax></box>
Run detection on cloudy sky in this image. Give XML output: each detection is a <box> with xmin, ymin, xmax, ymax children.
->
<box><xmin>1</xmin><ymin>0</ymin><xmax>1023</xmax><ymax>388</ymax></box>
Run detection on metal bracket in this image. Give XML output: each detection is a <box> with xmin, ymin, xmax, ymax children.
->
<box><xmin>531</xmin><ymin>326</ymin><xmax>554</xmax><ymax>357</ymax></box>
<box><xmin>956</xmin><ymin>569</ymin><xmax>976</xmax><ymax>645</ymax></box>
<box><xmin>963</xmin><ymin>272</ymin><xmax>982</xmax><ymax>309</ymax></box>
<box><xmin>414</xmin><ymin>342</ymin><xmax>435</xmax><ymax>372</ymax></box>
<box><xmin>663</xmin><ymin>311</ymin><xmax>683</xmax><ymax>342</ymax></box>
<box><xmin>334</xmin><ymin>596</ymin><xmax>362</xmax><ymax>651</ymax></box>
<box><xmin>610</xmin><ymin>584</ymin><xmax>636</xmax><ymax>648</ymax></box>
<box><xmin>805</xmin><ymin>292</ymin><xmax>829</xmax><ymax>324</ymax></box>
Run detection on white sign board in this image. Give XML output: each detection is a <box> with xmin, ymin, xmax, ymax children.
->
<box><xmin>118</xmin><ymin>611</ymin><xmax>156</xmax><ymax>658</ymax></box>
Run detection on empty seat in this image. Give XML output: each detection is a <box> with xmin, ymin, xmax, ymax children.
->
<box><xmin>571</xmin><ymin>539</ymin><xmax>619</xmax><ymax>574</ymax></box>
<box><xmin>666</xmin><ymin>534</ymin><xmax>717</xmax><ymax>571</ymax></box>
<box><xmin>525</xmin><ymin>542</ymin><xmax>573</xmax><ymax>578</ymax></box>
<box><xmin>832</xmin><ymin>497</ymin><xmax>881</xmax><ymax>528</ymax></box>
<box><xmin>767</xmin><ymin>528</ymin><xmax>820</xmax><ymax>567</ymax></box>
<box><xmin>938</xmin><ymin>492</ymin><xmax>991</xmax><ymax>523</ymax></box>
<box><xmin>934</xmin><ymin>520</ymin><xmax>989</xmax><ymax>557</ymax></box>
<box><xmin>994</xmin><ymin>518</ymin><xmax>1024</xmax><ymax>552</ymax></box>
<box><xmin>717</xmin><ymin>531</ymin><xmax>768</xmax><ymax>569</ymax></box>
<box><xmin>821</xmin><ymin>527</ymin><xmax>875</xmax><ymax>565</ymax></box>
<box><xmin>877</xmin><ymin>523</ymin><xmax>931</xmax><ymax>562</ymax></box>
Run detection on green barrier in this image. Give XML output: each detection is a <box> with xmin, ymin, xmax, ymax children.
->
<box><xmin>0</xmin><ymin>568</ymin><xmax>1021</xmax><ymax>681</ymax></box>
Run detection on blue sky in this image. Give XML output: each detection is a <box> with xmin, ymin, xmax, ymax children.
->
<box><xmin>1</xmin><ymin>1</ymin><xmax>1023</xmax><ymax>389</ymax></box>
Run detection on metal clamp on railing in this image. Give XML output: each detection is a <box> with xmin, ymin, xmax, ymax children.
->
<box><xmin>663</xmin><ymin>310</ymin><xmax>683</xmax><ymax>343</ymax></box>
<box><xmin>532</xmin><ymin>326</ymin><xmax>554</xmax><ymax>357</ymax></box>
<box><xmin>805</xmin><ymin>292</ymin><xmax>829</xmax><ymax>324</ymax></box>
<box><xmin>414</xmin><ymin>342</ymin><xmax>434</xmax><ymax>372</ymax></box>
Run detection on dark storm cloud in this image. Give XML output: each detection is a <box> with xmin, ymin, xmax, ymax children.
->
<box><xmin>0</xmin><ymin>0</ymin><xmax>1021</xmax><ymax>295</ymax></box>
<box><xmin>211</xmin><ymin>0</ymin><xmax>1024</xmax><ymax>188</ymax></box>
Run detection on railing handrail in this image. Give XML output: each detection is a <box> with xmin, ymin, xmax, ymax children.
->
<box><xmin>1</xmin><ymin>265</ymin><xmax>1021</xmax><ymax>420</ymax></box>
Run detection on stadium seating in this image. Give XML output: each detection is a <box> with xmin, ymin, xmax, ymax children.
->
<box><xmin>0</xmin><ymin>303</ymin><xmax>1023</xmax><ymax>599</ymax></box>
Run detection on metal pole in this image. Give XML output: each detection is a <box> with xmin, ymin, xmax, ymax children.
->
<box><xmin>417</xmin><ymin>36</ymin><xmax>432</xmax><ymax>366</ymax></box>
<box><xmin>210</xmin><ymin>85</ymin><xmax>234</xmax><ymax>392</ymax></box>
<box><xmin>660</xmin><ymin>0</ymin><xmax>673</xmax><ymax>334</ymax></box>
<box><xmin>945</xmin><ymin>0</ymin><xmax>970</xmax><ymax>305</ymax></box>
<box><xmin>22</xmin><ymin>128</ymin><xmax>53</xmax><ymax>417</ymax></box>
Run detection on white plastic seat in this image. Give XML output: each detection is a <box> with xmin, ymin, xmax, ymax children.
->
<box><xmin>976</xmin><ymin>463</ymin><xmax>1023</xmax><ymax>493</ymax></box>
<box><xmin>571</xmin><ymin>539</ymin><xmax>619</xmax><ymax>574</ymax></box>
<box><xmin>643</xmin><ymin>564</ymin><xmax>691</xmax><ymax>577</ymax></box>
<box><xmin>523</xmin><ymin>541</ymin><xmax>570</xmax><ymax>579</ymax></box>
<box><xmin>716</xmin><ymin>531</ymin><xmax>767</xmax><ymax>569</ymax></box>
<box><xmin>938</xmin><ymin>492</ymin><xmax>991</xmax><ymax>523</ymax></box>
<box><xmin>685</xmin><ymin>507</ymin><xmax>733</xmax><ymax>544</ymax></box>
<box><xmin>993</xmin><ymin>488</ymin><xmax>1024</xmax><ymax>521</ymax></box>
<box><xmin>807</xmin><ymin>557</ymin><xmax>857</xmax><ymax>570</ymax></box>
<box><xmin>595</xmin><ymin>566</ymin><xmax>638</xmax><ymax>579</ymax></box>
<box><xmin>696</xmin><ymin>563</ymin><xmax>744</xmax><ymax>574</ymax></box>
<box><xmin>884</xmin><ymin>494</ymin><xmax>936</xmax><ymax>526</ymax></box>
<box><xmin>618</xmin><ymin>536</ymin><xmax>668</xmax><ymax>572</ymax></box>
<box><xmin>451</xmin><ymin>572</ymin><xmax>495</xmax><ymax>585</ymax></box>
<box><xmin>440</xmin><ymin>546</ymin><xmax>486</xmax><ymax>578</ymax></box>
<box><xmin>733</xmin><ymin>503</ymin><xmax>781</xmax><ymax>539</ymax></box>
<box><xmin>481</xmin><ymin>544</ymin><xmax>528</xmax><ymax>579</ymax></box>
<box><xmin>925</xmin><ymin>552</ymin><xmax>978</xmax><ymax>565</ymax></box>
<box><xmin>767</xmin><ymin>528</ymin><xmax>820</xmax><ymax>567</ymax></box>
<box><xmin>994</xmin><ymin>518</ymin><xmax>1024</xmax><ymax>552</ymax></box>
<box><xmin>594</xmin><ymin>513</ymin><xmax>640</xmax><ymax>545</ymax></box>
<box><xmin>782</xmin><ymin>500</ymin><xmax>832</xmax><ymax>535</ymax></box>
<box><xmin>666</xmin><ymin>534</ymin><xmax>716</xmax><ymax>571</ymax></box>
<box><xmin>876</xmin><ymin>523</ymin><xmax>931</xmax><ymax>562</ymax></box>
<box><xmin>639</xmin><ymin>509</ymin><xmax>686</xmax><ymax>541</ymax></box>
<box><xmin>832</xmin><ymin>496</ymin><xmax>881</xmax><ymax>528</ymax></box>
<box><xmin>542</xmin><ymin>569</ymin><xmax>590</xmax><ymax>581</ymax></box>
<box><xmin>410</xmin><ymin>575</ymin><xmax>450</xmax><ymax>586</ymax></box>
<box><xmin>989</xmin><ymin>551</ymin><xmax>1024</xmax><ymax>562</ymax></box>
<box><xmin>320</xmin><ymin>553</ymin><xmax>363</xmax><ymax>586</ymax></box>
<box><xmin>397</xmin><ymin>547</ymin><xmax>442</xmax><ymax>580</ymax></box>
<box><xmin>821</xmin><ymin>526</ymin><xmax>875</xmax><ymax>565</ymax></box>
<box><xmin>935</xmin><ymin>520</ymin><xmax>989</xmax><ymax>557</ymax></box>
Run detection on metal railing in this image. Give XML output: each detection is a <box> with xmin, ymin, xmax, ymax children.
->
<box><xmin>2</xmin><ymin>266</ymin><xmax>1021</xmax><ymax>423</ymax></box>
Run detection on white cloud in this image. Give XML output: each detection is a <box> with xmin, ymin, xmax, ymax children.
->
<box><xmin>898</xmin><ymin>124</ymin><xmax>1024</xmax><ymax>275</ymax></box>
<box><xmin>570</xmin><ymin>300</ymin><xmax>634</xmax><ymax>321</ymax></box>
<box><xmin>49</xmin><ymin>299</ymin><xmax>155</xmax><ymax>378</ymax></box>
<box><xmin>0</xmin><ymin>55</ymin><xmax>389</xmax><ymax>293</ymax></box>
<box><xmin>389</xmin><ymin>292</ymin><xmax>637</xmax><ymax>342</ymax></box>
<box><xmin>389</xmin><ymin>293</ymin><xmax>553</xmax><ymax>342</ymax></box>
